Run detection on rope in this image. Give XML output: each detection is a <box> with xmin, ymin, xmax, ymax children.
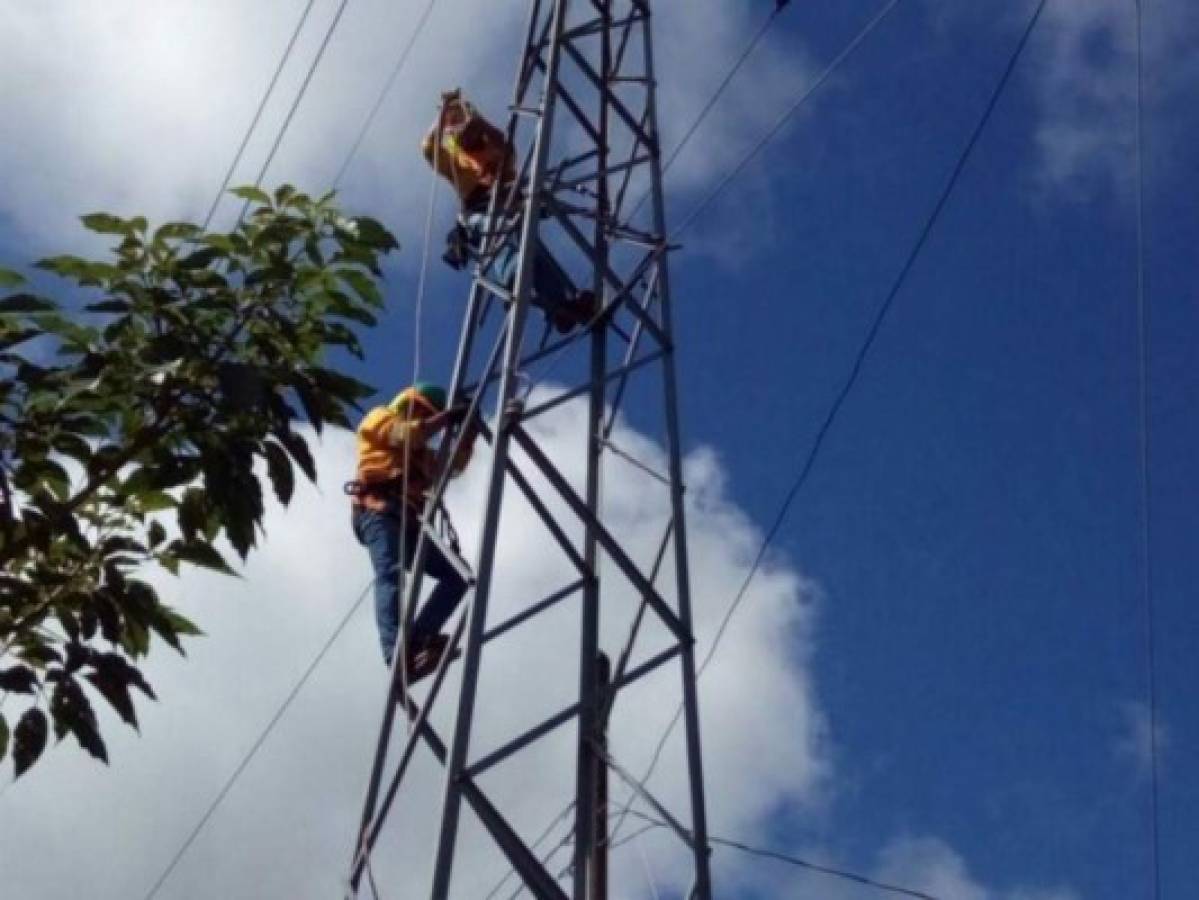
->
<box><xmin>608</xmin><ymin>0</ymin><xmax>1050</xmax><ymax>848</ymax></box>
<box><xmin>332</xmin><ymin>0</ymin><xmax>441</xmax><ymax>188</ymax></box>
<box><xmin>354</xmin><ymin>97</ymin><xmax>449</xmax><ymax>891</ymax></box>
<box><xmin>201</xmin><ymin>0</ymin><xmax>320</xmax><ymax>229</ymax></box>
<box><xmin>235</xmin><ymin>0</ymin><xmax>355</xmax><ymax>225</ymax></box>
<box><xmin>671</xmin><ymin>0</ymin><xmax>903</xmax><ymax>237</ymax></box>
<box><xmin>1131</xmin><ymin>1</ymin><xmax>1161</xmax><ymax>897</ymax></box>
<box><xmin>635</xmin><ymin>832</ymin><xmax>663</xmax><ymax>900</ymax></box>
<box><xmin>141</xmin><ymin>576</ymin><xmax>376</xmax><ymax>900</ymax></box>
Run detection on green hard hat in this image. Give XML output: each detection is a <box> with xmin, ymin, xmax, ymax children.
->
<box><xmin>390</xmin><ymin>381</ymin><xmax>447</xmax><ymax>413</ymax></box>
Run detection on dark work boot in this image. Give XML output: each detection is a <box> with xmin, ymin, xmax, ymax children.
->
<box><xmin>406</xmin><ymin>632</ymin><xmax>450</xmax><ymax>683</ymax></box>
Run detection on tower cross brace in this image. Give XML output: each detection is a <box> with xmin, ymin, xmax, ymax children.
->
<box><xmin>347</xmin><ymin>3</ymin><xmax>712</xmax><ymax>897</ymax></box>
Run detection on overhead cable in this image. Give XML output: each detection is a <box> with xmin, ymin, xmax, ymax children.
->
<box><xmin>1131</xmin><ymin>1</ymin><xmax>1161</xmax><ymax>898</ymax></box>
<box><xmin>708</xmin><ymin>834</ymin><xmax>938</xmax><ymax>900</ymax></box>
<box><xmin>612</xmin><ymin>0</ymin><xmax>1052</xmax><ymax>843</ymax></box>
<box><xmin>236</xmin><ymin>0</ymin><xmax>355</xmax><ymax>223</ymax></box>
<box><xmin>671</xmin><ymin>0</ymin><xmax>902</xmax><ymax>237</ymax></box>
<box><xmin>140</xmin><ymin>579</ymin><xmax>374</xmax><ymax>900</ymax></box>
<box><xmin>524</xmin><ymin>0</ymin><xmax>904</xmax><ymax>378</ymax></box>
<box><xmin>332</xmin><ymin>0</ymin><xmax>441</xmax><ymax>188</ymax></box>
<box><xmin>201</xmin><ymin>0</ymin><xmax>321</xmax><ymax>229</ymax></box>
<box><xmin>626</xmin><ymin>0</ymin><xmax>794</xmax><ymax>221</ymax></box>
<box><xmin>602</xmin><ymin>808</ymin><xmax>941</xmax><ymax>900</ymax></box>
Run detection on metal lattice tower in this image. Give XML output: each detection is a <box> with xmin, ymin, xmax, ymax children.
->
<box><xmin>346</xmin><ymin>2</ymin><xmax>712</xmax><ymax>897</ymax></box>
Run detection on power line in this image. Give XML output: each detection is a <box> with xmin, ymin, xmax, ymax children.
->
<box><xmin>332</xmin><ymin>0</ymin><xmax>441</xmax><ymax>189</ymax></box>
<box><xmin>140</xmin><ymin>579</ymin><xmax>374</xmax><ymax>900</ymax></box>
<box><xmin>201</xmin><ymin>0</ymin><xmax>321</xmax><ymax>230</ymax></box>
<box><xmin>612</xmin><ymin>0</ymin><xmax>1051</xmax><ymax>843</ymax></box>
<box><xmin>236</xmin><ymin>0</ymin><xmax>355</xmax><ymax>224</ymax></box>
<box><xmin>614</xmin><ymin>809</ymin><xmax>940</xmax><ymax>900</ymax></box>
<box><xmin>626</xmin><ymin>0</ymin><xmax>793</xmax><ymax>221</ymax></box>
<box><xmin>523</xmin><ymin>0</ymin><xmax>901</xmax><ymax>386</ymax></box>
<box><xmin>1131</xmin><ymin>1</ymin><xmax>1161</xmax><ymax>898</ymax></box>
<box><xmin>672</xmin><ymin>0</ymin><xmax>903</xmax><ymax>237</ymax></box>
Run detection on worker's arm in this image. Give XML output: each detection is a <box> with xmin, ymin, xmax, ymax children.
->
<box><xmin>385</xmin><ymin>407</ymin><xmax>461</xmax><ymax>451</ymax></box>
<box><xmin>449</xmin><ymin>415</ymin><xmax>479</xmax><ymax>475</ymax></box>
<box><xmin>421</xmin><ymin>121</ymin><xmax>460</xmax><ymax>183</ymax></box>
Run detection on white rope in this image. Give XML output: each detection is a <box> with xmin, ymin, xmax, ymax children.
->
<box><xmin>635</xmin><ymin>832</ymin><xmax>663</xmax><ymax>900</ymax></box>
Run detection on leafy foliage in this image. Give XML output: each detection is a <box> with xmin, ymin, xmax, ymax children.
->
<box><xmin>0</xmin><ymin>187</ymin><xmax>398</xmax><ymax>777</ymax></box>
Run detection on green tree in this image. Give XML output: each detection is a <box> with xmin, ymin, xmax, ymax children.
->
<box><xmin>0</xmin><ymin>186</ymin><xmax>398</xmax><ymax>778</ymax></box>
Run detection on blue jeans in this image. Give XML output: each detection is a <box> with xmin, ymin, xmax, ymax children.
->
<box><xmin>466</xmin><ymin>212</ymin><xmax>576</xmax><ymax>316</ymax></box>
<box><xmin>352</xmin><ymin>506</ymin><xmax>469</xmax><ymax>666</ymax></box>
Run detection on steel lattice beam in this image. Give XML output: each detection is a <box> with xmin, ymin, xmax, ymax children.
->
<box><xmin>345</xmin><ymin>3</ymin><xmax>712</xmax><ymax>898</ymax></box>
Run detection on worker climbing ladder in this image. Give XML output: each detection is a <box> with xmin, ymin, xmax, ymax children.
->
<box><xmin>347</xmin><ymin>2</ymin><xmax>712</xmax><ymax>897</ymax></box>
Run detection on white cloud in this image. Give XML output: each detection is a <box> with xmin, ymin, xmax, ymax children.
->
<box><xmin>0</xmin><ymin>0</ymin><xmax>812</xmax><ymax>259</ymax></box>
<box><xmin>0</xmin><ymin>397</ymin><xmax>827</xmax><ymax>899</ymax></box>
<box><xmin>0</xmin><ymin>395</ymin><xmax>1080</xmax><ymax>899</ymax></box>
<box><xmin>1032</xmin><ymin>0</ymin><xmax>1137</xmax><ymax>199</ymax></box>
<box><xmin>1114</xmin><ymin>699</ymin><xmax>1167</xmax><ymax>780</ymax></box>
<box><xmin>0</xmin><ymin>5</ymin><xmax>1092</xmax><ymax>897</ymax></box>
<box><xmin>1031</xmin><ymin>0</ymin><xmax>1198</xmax><ymax>199</ymax></box>
<box><xmin>871</xmin><ymin>836</ymin><xmax>1079</xmax><ymax>900</ymax></box>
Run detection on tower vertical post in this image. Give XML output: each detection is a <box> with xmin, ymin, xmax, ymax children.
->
<box><xmin>345</xmin><ymin>3</ymin><xmax>712</xmax><ymax>897</ymax></box>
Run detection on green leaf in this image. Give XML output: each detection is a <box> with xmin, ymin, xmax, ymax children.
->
<box><xmin>148</xmin><ymin>606</ymin><xmax>203</xmax><ymax>654</ymax></box>
<box><xmin>154</xmin><ymin>222</ymin><xmax>200</xmax><ymax>242</ymax></box>
<box><xmin>276</xmin><ymin>428</ymin><xmax>316</xmax><ymax>482</ymax></box>
<box><xmin>12</xmin><ymin>708</ymin><xmax>48</xmax><ymax>778</ymax></box>
<box><xmin>293</xmin><ymin>378</ymin><xmax>323</xmax><ymax>434</ymax></box>
<box><xmin>85</xmin><ymin>299</ymin><xmax>131</xmax><ymax>314</ymax></box>
<box><xmin>0</xmin><ymin>293</ymin><xmax>57</xmax><ymax>314</ymax></box>
<box><xmin>35</xmin><ymin>255</ymin><xmax>89</xmax><ymax>278</ymax></box>
<box><xmin>85</xmin><ymin>659</ymin><xmax>140</xmax><ymax>729</ymax></box>
<box><xmin>310</xmin><ymin>366</ymin><xmax>375</xmax><ymax>402</ymax></box>
<box><xmin>176</xmin><ymin>488</ymin><xmax>208</xmax><ymax>542</ymax></box>
<box><xmin>169</xmin><ymin>540</ymin><xmax>238</xmax><ymax>576</ymax></box>
<box><xmin>0</xmin><ymin>267</ymin><xmax>25</xmax><ymax>288</ymax></box>
<box><xmin>134</xmin><ymin>491</ymin><xmax>177</xmax><ymax>514</ymax></box>
<box><xmin>81</xmin><ymin>212</ymin><xmax>132</xmax><ymax>236</ymax></box>
<box><xmin>147</xmin><ymin>520</ymin><xmax>167</xmax><ymax>548</ymax></box>
<box><xmin>50</xmin><ymin>678</ymin><xmax>107</xmax><ymax>763</ymax></box>
<box><xmin>348</xmin><ymin>216</ymin><xmax>399</xmax><ymax>251</ymax></box>
<box><xmin>334</xmin><ymin>268</ymin><xmax>383</xmax><ymax>308</ymax></box>
<box><xmin>264</xmin><ymin>440</ymin><xmax>295</xmax><ymax>505</ymax></box>
<box><xmin>0</xmin><ymin>666</ymin><xmax>38</xmax><ymax>694</ymax></box>
<box><xmin>231</xmin><ymin>185</ymin><xmax>272</xmax><ymax>207</ymax></box>
<box><xmin>177</xmin><ymin>247</ymin><xmax>220</xmax><ymax>270</ymax></box>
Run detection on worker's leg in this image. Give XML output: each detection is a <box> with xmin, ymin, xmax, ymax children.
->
<box><xmin>467</xmin><ymin>212</ymin><xmax>578</xmax><ymax>318</ymax></box>
<box><xmin>408</xmin><ymin>530</ymin><xmax>469</xmax><ymax>638</ymax></box>
<box><xmin>352</xmin><ymin>506</ymin><xmax>402</xmax><ymax>666</ymax></box>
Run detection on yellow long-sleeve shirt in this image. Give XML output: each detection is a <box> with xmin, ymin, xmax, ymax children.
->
<box><xmin>353</xmin><ymin>406</ymin><xmax>473</xmax><ymax>512</ymax></box>
<box><xmin>421</xmin><ymin>105</ymin><xmax>515</xmax><ymax>210</ymax></box>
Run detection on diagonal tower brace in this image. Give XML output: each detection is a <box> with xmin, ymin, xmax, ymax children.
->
<box><xmin>347</xmin><ymin>3</ymin><xmax>712</xmax><ymax>897</ymax></box>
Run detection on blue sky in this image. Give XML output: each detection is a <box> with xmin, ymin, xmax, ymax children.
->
<box><xmin>1</xmin><ymin>1</ymin><xmax>1196</xmax><ymax>898</ymax></box>
<box><xmin>661</xmin><ymin>2</ymin><xmax>1197</xmax><ymax>897</ymax></box>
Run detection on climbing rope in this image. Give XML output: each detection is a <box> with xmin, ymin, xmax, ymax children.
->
<box><xmin>1131</xmin><ymin>1</ymin><xmax>1161</xmax><ymax>897</ymax></box>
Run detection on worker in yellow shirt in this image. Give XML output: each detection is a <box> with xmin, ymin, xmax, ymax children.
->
<box><xmin>348</xmin><ymin>382</ymin><xmax>476</xmax><ymax>681</ymax></box>
<box><xmin>422</xmin><ymin>90</ymin><xmax>598</xmax><ymax>332</ymax></box>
